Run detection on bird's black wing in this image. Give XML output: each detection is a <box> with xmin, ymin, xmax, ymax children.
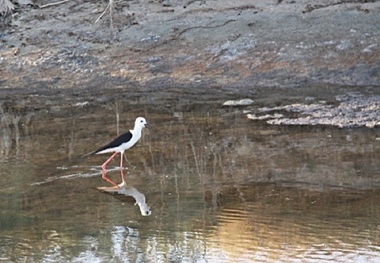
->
<box><xmin>93</xmin><ymin>131</ymin><xmax>133</xmax><ymax>154</ymax></box>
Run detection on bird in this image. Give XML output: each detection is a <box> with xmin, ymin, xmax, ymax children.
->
<box><xmin>89</xmin><ymin>117</ymin><xmax>149</xmax><ymax>187</ymax></box>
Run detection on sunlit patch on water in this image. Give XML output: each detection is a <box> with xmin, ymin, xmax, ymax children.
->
<box><xmin>196</xmin><ymin>185</ymin><xmax>380</xmax><ymax>262</ymax></box>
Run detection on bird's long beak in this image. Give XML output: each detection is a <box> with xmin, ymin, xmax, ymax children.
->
<box><xmin>145</xmin><ymin>123</ymin><xmax>150</xmax><ymax>129</ymax></box>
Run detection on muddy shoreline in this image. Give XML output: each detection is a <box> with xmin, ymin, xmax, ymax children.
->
<box><xmin>1</xmin><ymin>0</ymin><xmax>380</xmax><ymax>127</ymax></box>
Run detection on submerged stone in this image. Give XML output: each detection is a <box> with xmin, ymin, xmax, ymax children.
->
<box><xmin>249</xmin><ymin>92</ymin><xmax>380</xmax><ymax>128</ymax></box>
<box><xmin>223</xmin><ymin>99</ymin><xmax>254</xmax><ymax>106</ymax></box>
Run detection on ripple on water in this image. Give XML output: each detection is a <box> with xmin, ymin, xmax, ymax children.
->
<box><xmin>194</xmin><ymin>186</ymin><xmax>380</xmax><ymax>263</ymax></box>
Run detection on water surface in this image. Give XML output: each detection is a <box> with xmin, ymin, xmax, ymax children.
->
<box><xmin>0</xmin><ymin>92</ymin><xmax>379</xmax><ymax>262</ymax></box>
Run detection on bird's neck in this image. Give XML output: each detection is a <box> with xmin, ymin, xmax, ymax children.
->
<box><xmin>131</xmin><ymin>127</ymin><xmax>142</xmax><ymax>137</ymax></box>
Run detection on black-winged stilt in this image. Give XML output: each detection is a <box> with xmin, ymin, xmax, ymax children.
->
<box><xmin>90</xmin><ymin>117</ymin><xmax>149</xmax><ymax>187</ymax></box>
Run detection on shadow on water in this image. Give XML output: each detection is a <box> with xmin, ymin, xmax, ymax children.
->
<box><xmin>0</xmin><ymin>87</ymin><xmax>380</xmax><ymax>262</ymax></box>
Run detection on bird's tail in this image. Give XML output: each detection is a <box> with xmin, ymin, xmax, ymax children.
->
<box><xmin>81</xmin><ymin>150</ymin><xmax>97</xmax><ymax>159</ymax></box>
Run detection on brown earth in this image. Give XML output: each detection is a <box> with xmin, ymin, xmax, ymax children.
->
<box><xmin>0</xmin><ymin>0</ymin><xmax>379</xmax><ymax>99</ymax></box>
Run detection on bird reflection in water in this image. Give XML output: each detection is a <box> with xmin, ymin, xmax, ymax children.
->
<box><xmin>97</xmin><ymin>185</ymin><xmax>152</xmax><ymax>216</ymax></box>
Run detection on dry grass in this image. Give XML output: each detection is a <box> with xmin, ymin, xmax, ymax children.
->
<box><xmin>95</xmin><ymin>0</ymin><xmax>115</xmax><ymax>28</ymax></box>
<box><xmin>0</xmin><ymin>0</ymin><xmax>14</xmax><ymax>16</ymax></box>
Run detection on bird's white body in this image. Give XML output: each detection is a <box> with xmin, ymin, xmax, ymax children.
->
<box><xmin>95</xmin><ymin>117</ymin><xmax>148</xmax><ymax>154</ymax></box>
<box><xmin>96</xmin><ymin>127</ymin><xmax>142</xmax><ymax>154</ymax></box>
<box><xmin>93</xmin><ymin>117</ymin><xmax>149</xmax><ymax>187</ymax></box>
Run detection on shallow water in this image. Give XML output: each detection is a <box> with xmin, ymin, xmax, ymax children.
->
<box><xmin>0</xmin><ymin>91</ymin><xmax>380</xmax><ymax>262</ymax></box>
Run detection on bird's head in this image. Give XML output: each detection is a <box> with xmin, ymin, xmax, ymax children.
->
<box><xmin>135</xmin><ymin>117</ymin><xmax>149</xmax><ymax>129</ymax></box>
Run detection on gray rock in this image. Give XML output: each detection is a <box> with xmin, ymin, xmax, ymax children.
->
<box><xmin>251</xmin><ymin>92</ymin><xmax>380</xmax><ymax>128</ymax></box>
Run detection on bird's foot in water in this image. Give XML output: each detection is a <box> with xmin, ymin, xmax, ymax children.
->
<box><xmin>118</xmin><ymin>181</ymin><xmax>127</xmax><ymax>188</ymax></box>
<box><xmin>97</xmin><ymin>182</ymin><xmax>126</xmax><ymax>192</ymax></box>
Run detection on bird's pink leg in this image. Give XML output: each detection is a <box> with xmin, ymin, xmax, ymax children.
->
<box><xmin>119</xmin><ymin>152</ymin><xmax>126</xmax><ymax>186</ymax></box>
<box><xmin>101</xmin><ymin>152</ymin><xmax>119</xmax><ymax>187</ymax></box>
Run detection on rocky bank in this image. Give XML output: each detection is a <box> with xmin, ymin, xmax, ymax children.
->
<box><xmin>1</xmin><ymin>0</ymin><xmax>379</xmax><ymax>93</ymax></box>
